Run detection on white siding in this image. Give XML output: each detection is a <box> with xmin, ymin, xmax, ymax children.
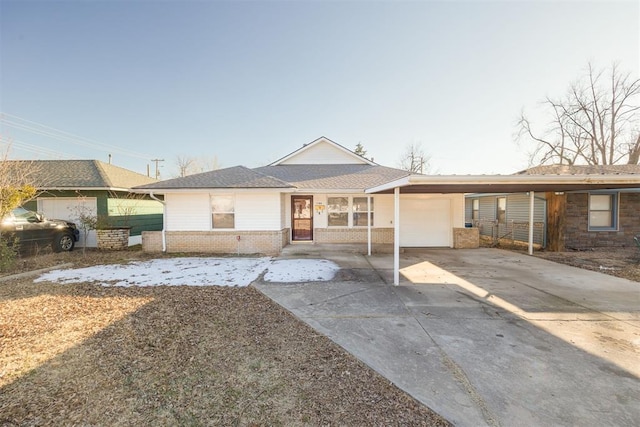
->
<box><xmin>280</xmin><ymin>141</ymin><xmax>368</xmax><ymax>165</ymax></box>
<box><xmin>166</xmin><ymin>193</ymin><xmax>210</xmax><ymax>231</ymax></box>
<box><xmin>375</xmin><ymin>194</ymin><xmax>395</xmax><ymax>227</ymax></box>
<box><xmin>313</xmin><ymin>194</ymin><xmax>327</xmax><ymax>228</ymax></box>
<box><xmin>235</xmin><ymin>193</ymin><xmax>282</xmax><ymax>230</ymax></box>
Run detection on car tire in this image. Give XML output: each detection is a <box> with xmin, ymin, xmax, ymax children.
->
<box><xmin>53</xmin><ymin>233</ymin><xmax>75</xmax><ymax>252</ymax></box>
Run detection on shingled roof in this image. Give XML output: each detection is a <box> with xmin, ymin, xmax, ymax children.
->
<box><xmin>136</xmin><ymin>166</ymin><xmax>295</xmax><ymax>190</ymax></box>
<box><xmin>254</xmin><ymin>164</ymin><xmax>410</xmax><ymax>190</ymax></box>
<box><xmin>515</xmin><ymin>164</ymin><xmax>640</xmax><ymax>176</ymax></box>
<box><xmin>4</xmin><ymin>160</ymin><xmax>157</xmax><ymax>190</ymax></box>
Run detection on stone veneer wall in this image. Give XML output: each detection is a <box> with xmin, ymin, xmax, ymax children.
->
<box><xmin>453</xmin><ymin>227</ymin><xmax>479</xmax><ymax>249</ymax></box>
<box><xmin>142</xmin><ymin>229</ymin><xmax>289</xmax><ymax>255</ymax></box>
<box><xmin>313</xmin><ymin>227</ymin><xmax>394</xmax><ymax>244</ymax></box>
<box><xmin>565</xmin><ymin>193</ymin><xmax>640</xmax><ymax>248</ymax></box>
<box><xmin>96</xmin><ymin>228</ymin><xmax>130</xmax><ymax>250</ymax></box>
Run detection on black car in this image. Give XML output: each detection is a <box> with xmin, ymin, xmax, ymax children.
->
<box><xmin>0</xmin><ymin>207</ymin><xmax>80</xmax><ymax>252</ymax></box>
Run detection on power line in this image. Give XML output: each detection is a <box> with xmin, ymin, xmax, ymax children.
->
<box><xmin>1</xmin><ymin>135</ymin><xmax>78</xmax><ymax>159</ymax></box>
<box><xmin>0</xmin><ymin>112</ymin><xmax>154</xmax><ymax>160</ymax></box>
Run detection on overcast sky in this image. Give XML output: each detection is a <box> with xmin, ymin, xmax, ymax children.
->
<box><xmin>1</xmin><ymin>0</ymin><xmax>638</xmax><ymax>178</ymax></box>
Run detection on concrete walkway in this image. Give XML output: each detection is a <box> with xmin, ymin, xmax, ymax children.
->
<box><xmin>255</xmin><ymin>245</ymin><xmax>640</xmax><ymax>427</ymax></box>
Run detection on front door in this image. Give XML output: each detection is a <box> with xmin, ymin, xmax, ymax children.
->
<box><xmin>291</xmin><ymin>196</ymin><xmax>313</xmax><ymax>241</ymax></box>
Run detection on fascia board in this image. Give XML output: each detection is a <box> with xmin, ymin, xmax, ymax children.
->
<box><xmin>132</xmin><ymin>187</ymin><xmax>296</xmax><ymax>194</ymax></box>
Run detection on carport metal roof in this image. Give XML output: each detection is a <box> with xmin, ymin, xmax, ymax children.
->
<box><xmin>365</xmin><ymin>173</ymin><xmax>640</xmax><ymax>194</ymax></box>
<box><xmin>364</xmin><ymin>173</ymin><xmax>640</xmax><ymax>285</ymax></box>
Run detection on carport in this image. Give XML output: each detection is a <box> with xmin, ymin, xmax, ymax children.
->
<box><xmin>365</xmin><ymin>173</ymin><xmax>640</xmax><ymax>285</ymax></box>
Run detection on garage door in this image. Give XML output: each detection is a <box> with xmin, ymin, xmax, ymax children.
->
<box><xmin>38</xmin><ymin>197</ymin><xmax>98</xmax><ymax>247</ymax></box>
<box><xmin>400</xmin><ymin>197</ymin><xmax>451</xmax><ymax>247</ymax></box>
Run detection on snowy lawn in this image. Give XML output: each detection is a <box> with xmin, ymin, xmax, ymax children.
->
<box><xmin>34</xmin><ymin>257</ymin><xmax>339</xmax><ymax>287</ymax></box>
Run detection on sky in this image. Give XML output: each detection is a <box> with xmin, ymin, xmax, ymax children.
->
<box><xmin>1</xmin><ymin>0</ymin><xmax>638</xmax><ymax>178</ymax></box>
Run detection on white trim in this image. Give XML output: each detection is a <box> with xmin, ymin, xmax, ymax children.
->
<box><xmin>39</xmin><ymin>187</ymin><xmax>131</xmax><ymax>192</ymax></box>
<box><xmin>134</xmin><ymin>188</ymin><xmax>295</xmax><ymax>194</ymax></box>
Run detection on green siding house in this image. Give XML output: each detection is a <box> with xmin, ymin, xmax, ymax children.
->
<box><xmin>12</xmin><ymin>160</ymin><xmax>163</xmax><ymax>247</ymax></box>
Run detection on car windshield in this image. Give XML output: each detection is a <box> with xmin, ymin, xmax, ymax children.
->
<box><xmin>12</xmin><ymin>207</ymin><xmax>39</xmax><ymax>222</ymax></box>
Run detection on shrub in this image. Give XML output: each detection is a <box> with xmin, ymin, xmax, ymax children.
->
<box><xmin>0</xmin><ymin>236</ymin><xmax>18</xmax><ymax>272</ymax></box>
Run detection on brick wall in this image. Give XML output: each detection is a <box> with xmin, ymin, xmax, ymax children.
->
<box><xmin>565</xmin><ymin>193</ymin><xmax>640</xmax><ymax>248</ymax></box>
<box><xmin>141</xmin><ymin>229</ymin><xmax>289</xmax><ymax>255</ymax></box>
<box><xmin>313</xmin><ymin>227</ymin><xmax>394</xmax><ymax>244</ymax></box>
<box><xmin>453</xmin><ymin>227</ymin><xmax>479</xmax><ymax>249</ymax></box>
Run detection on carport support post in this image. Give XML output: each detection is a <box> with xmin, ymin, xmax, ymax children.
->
<box><xmin>394</xmin><ymin>187</ymin><xmax>400</xmax><ymax>285</ymax></box>
<box><xmin>528</xmin><ymin>191</ymin><xmax>535</xmax><ymax>255</ymax></box>
<box><xmin>367</xmin><ymin>196</ymin><xmax>372</xmax><ymax>256</ymax></box>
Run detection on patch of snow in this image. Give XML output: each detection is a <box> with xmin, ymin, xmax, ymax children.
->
<box><xmin>264</xmin><ymin>259</ymin><xmax>339</xmax><ymax>283</ymax></box>
<box><xmin>34</xmin><ymin>257</ymin><xmax>340</xmax><ymax>287</ymax></box>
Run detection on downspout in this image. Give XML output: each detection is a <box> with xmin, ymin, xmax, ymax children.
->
<box><xmin>149</xmin><ymin>191</ymin><xmax>166</xmax><ymax>252</ymax></box>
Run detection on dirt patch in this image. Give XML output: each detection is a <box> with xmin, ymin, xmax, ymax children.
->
<box><xmin>534</xmin><ymin>247</ymin><xmax>640</xmax><ymax>283</ymax></box>
<box><xmin>482</xmin><ymin>239</ymin><xmax>640</xmax><ymax>283</ymax></box>
<box><xmin>0</xmin><ymin>250</ymin><xmax>450</xmax><ymax>426</ymax></box>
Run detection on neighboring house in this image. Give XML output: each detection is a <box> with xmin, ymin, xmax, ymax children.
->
<box><xmin>465</xmin><ymin>164</ymin><xmax>640</xmax><ymax>249</ymax></box>
<box><xmin>135</xmin><ymin>137</ymin><xmax>468</xmax><ymax>255</ymax></box>
<box><xmin>465</xmin><ymin>192</ymin><xmax>547</xmax><ymax>247</ymax></box>
<box><xmin>7</xmin><ymin>160</ymin><xmax>163</xmax><ymax>247</ymax></box>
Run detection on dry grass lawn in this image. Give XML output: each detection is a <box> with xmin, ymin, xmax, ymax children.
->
<box><xmin>0</xmin><ymin>250</ymin><xmax>450</xmax><ymax>426</ymax></box>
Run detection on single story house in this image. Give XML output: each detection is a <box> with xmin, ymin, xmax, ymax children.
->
<box><xmin>7</xmin><ymin>160</ymin><xmax>164</xmax><ymax>247</ymax></box>
<box><xmin>135</xmin><ymin>137</ymin><xmax>469</xmax><ymax>255</ymax></box>
<box><xmin>134</xmin><ymin>137</ymin><xmax>640</xmax><ymax>284</ymax></box>
<box><xmin>465</xmin><ymin>165</ymin><xmax>640</xmax><ymax>250</ymax></box>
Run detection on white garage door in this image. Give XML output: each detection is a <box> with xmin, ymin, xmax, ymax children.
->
<box><xmin>38</xmin><ymin>197</ymin><xmax>98</xmax><ymax>247</ymax></box>
<box><xmin>400</xmin><ymin>197</ymin><xmax>451</xmax><ymax>247</ymax></box>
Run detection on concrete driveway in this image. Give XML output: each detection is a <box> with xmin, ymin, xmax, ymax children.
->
<box><xmin>255</xmin><ymin>247</ymin><xmax>640</xmax><ymax>427</ymax></box>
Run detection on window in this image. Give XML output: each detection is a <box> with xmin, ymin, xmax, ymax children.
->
<box><xmin>496</xmin><ymin>197</ymin><xmax>506</xmax><ymax>223</ymax></box>
<box><xmin>327</xmin><ymin>197</ymin><xmax>348</xmax><ymax>226</ymax></box>
<box><xmin>211</xmin><ymin>195</ymin><xmax>234</xmax><ymax>229</ymax></box>
<box><xmin>589</xmin><ymin>193</ymin><xmax>617</xmax><ymax>230</ymax></box>
<box><xmin>353</xmin><ymin>197</ymin><xmax>374</xmax><ymax>226</ymax></box>
<box><xmin>472</xmin><ymin>199</ymin><xmax>479</xmax><ymax>220</ymax></box>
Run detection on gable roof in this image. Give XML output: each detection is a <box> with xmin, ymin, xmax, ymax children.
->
<box><xmin>269</xmin><ymin>136</ymin><xmax>376</xmax><ymax>166</ymax></box>
<box><xmin>254</xmin><ymin>164</ymin><xmax>409</xmax><ymax>190</ymax></box>
<box><xmin>515</xmin><ymin>164</ymin><xmax>640</xmax><ymax>175</ymax></box>
<box><xmin>3</xmin><ymin>160</ymin><xmax>157</xmax><ymax>190</ymax></box>
<box><xmin>136</xmin><ymin>166</ymin><xmax>295</xmax><ymax>190</ymax></box>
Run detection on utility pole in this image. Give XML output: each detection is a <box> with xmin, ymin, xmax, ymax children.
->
<box><xmin>151</xmin><ymin>158</ymin><xmax>164</xmax><ymax>179</ymax></box>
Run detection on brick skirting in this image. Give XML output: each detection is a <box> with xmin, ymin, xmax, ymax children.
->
<box><xmin>313</xmin><ymin>227</ymin><xmax>394</xmax><ymax>244</ymax></box>
<box><xmin>142</xmin><ymin>229</ymin><xmax>290</xmax><ymax>255</ymax></box>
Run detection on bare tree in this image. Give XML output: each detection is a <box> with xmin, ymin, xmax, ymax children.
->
<box><xmin>398</xmin><ymin>143</ymin><xmax>431</xmax><ymax>174</ymax></box>
<box><xmin>517</xmin><ymin>63</ymin><xmax>640</xmax><ymax>165</ymax></box>
<box><xmin>174</xmin><ymin>154</ymin><xmax>221</xmax><ymax>177</ymax></box>
<box><xmin>0</xmin><ymin>140</ymin><xmax>39</xmax><ymax>219</ymax></box>
<box><xmin>175</xmin><ymin>155</ymin><xmax>196</xmax><ymax>177</ymax></box>
<box><xmin>194</xmin><ymin>155</ymin><xmax>221</xmax><ymax>173</ymax></box>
